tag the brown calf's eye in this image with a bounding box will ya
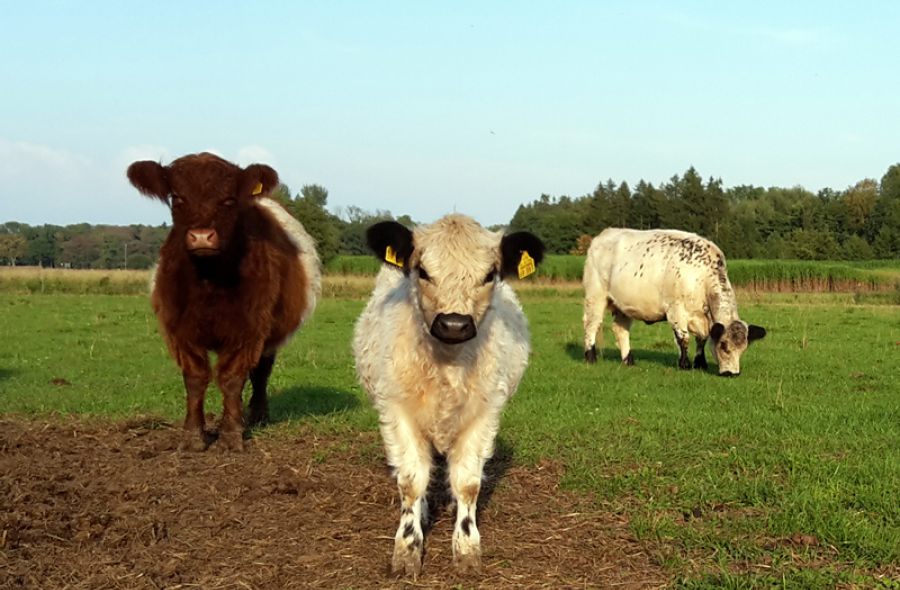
[223,198,236,207]
[171,195,184,207]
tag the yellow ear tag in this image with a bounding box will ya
[517,251,536,279]
[251,182,264,196]
[385,245,404,267]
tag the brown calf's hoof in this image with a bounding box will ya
[178,430,209,452]
[217,430,246,452]
[454,551,482,574]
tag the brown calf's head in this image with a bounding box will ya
[709,321,766,376]
[126,152,278,257]
[367,214,544,345]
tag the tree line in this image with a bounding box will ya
[2,164,899,268]
[508,164,900,259]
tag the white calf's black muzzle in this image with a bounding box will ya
[430,313,476,344]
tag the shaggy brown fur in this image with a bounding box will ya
[127,152,316,451]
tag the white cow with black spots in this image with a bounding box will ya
[353,214,544,575]
[582,228,766,376]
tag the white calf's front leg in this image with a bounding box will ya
[380,411,432,576]
[447,417,500,573]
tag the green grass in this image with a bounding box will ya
[0,292,898,587]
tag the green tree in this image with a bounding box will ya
[285,184,342,263]
[0,234,27,265]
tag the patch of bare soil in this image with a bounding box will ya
[0,417,668,589]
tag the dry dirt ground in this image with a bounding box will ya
[0,417,668,589]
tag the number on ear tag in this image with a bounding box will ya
[385,245,404,267]
[251,182,264,196]
[518,251,536,279]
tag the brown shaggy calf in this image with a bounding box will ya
[127,153,321,451]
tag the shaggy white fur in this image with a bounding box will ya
[353,214,533,575]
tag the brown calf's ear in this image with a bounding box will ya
[710,323,725,341]
[240,164,279,198]
[127,161,169,202]
[366,221,413,271]
[748,325,767,343]
[500,231,545,279]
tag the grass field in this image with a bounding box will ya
[1,288,898,588]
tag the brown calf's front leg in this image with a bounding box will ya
[177,348,212,452]
[216,374,247,451]
[215,347,261,451]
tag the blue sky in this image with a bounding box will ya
[2,1,898,226]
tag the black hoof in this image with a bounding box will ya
[584,346,597,364]
[623,352,635,366]
[693,356,708,370]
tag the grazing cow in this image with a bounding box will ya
[127,152,321,450]
[353,214,544,575]
[582,228,765,376]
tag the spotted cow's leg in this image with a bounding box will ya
[611,309,635,366]
[582,292,608,364]
[693,336,708,369]
[673,327,692,369]
[380,409,431,576]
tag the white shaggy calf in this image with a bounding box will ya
[583,228,766,376]
[353,214,544,575]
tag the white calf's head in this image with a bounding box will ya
[709,320,766,376]
[367,214,544,345]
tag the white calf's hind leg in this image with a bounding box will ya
[611,310,634,365]
[380,412,432,576]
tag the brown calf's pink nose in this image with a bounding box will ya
[186,228,219,251]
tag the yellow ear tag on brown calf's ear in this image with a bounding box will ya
[385,245,404,268]
[251,182,264,196]
[518,251,536,279]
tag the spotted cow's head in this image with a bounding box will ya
[127,152,278,257]
[367,214,544,345]
[709,321,766,376]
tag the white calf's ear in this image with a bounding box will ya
[500,232,545,279]
[366,221,414,270]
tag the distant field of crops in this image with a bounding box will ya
[2,257,899,297]
[327,255,900,292]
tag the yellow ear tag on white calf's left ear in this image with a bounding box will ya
[518,251,536,279]
[385,245,404,267]
[251,182,264,196]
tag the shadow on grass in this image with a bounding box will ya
[424,437,515,533]
[267,385,360,423]
[564,341,682,369]
[0,368,16,381]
